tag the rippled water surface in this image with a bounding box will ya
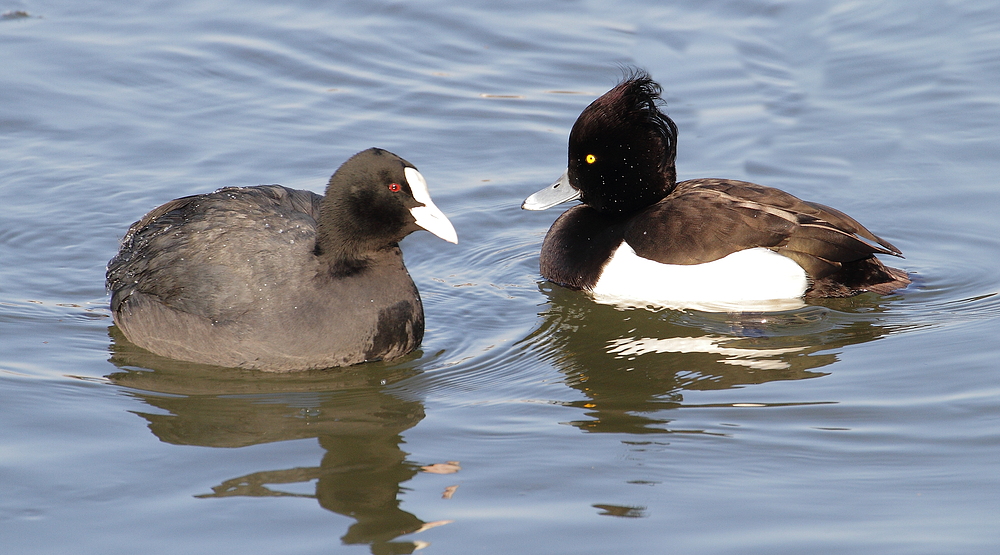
[3,1,1000,553]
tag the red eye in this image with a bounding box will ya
[388,182,401,192]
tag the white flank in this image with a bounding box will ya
[404,167,458,244]
[591,243,808,310]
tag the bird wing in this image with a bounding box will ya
[624,179,901,279]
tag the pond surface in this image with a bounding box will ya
[2,0,1000,553]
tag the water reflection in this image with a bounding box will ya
[527,284,902,434]
[107,327,431,555]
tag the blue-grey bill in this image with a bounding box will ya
[521,169,581,210]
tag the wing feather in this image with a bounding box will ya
[624,179,904,282]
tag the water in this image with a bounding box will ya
[3,0,1000,553]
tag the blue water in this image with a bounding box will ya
[3,0,1000,553]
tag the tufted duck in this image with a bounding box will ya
[523,70,909,309]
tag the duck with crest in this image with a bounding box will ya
[523,69,909,307]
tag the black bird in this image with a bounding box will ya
[523,70,909,308]
[108,148,457,371]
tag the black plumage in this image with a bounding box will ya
[531,70,910,299]
[107,148,456,371]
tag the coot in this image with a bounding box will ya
[108,148,457,371]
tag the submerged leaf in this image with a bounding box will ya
[421,461,461,474]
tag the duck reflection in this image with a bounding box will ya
[107,327,430,555]
[527,284,902,434]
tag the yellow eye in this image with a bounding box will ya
[585,154,596,164]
